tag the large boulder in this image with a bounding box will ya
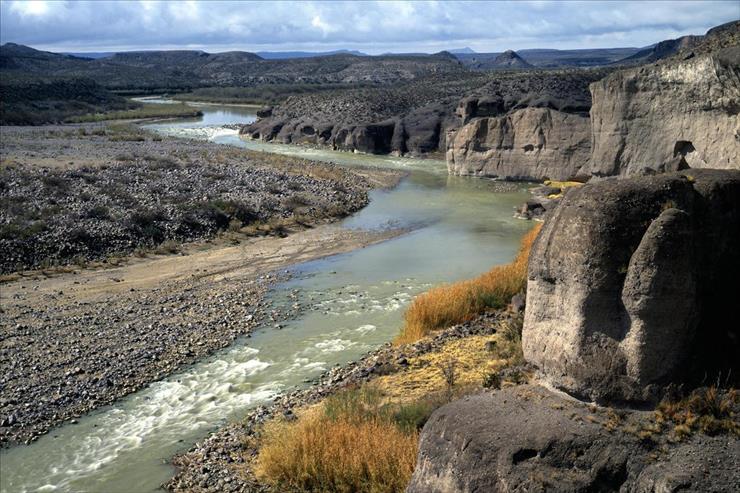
[586,47,740,176]
[446,107,590,181]
[408,385,740,493]
[523,169,740,403]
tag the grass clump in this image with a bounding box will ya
[396,224,540,344]
[255,386,425,493]
[655,386,739,439]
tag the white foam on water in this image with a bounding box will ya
[356,324,377,334]
[314,338,355,353]
[0,346,280,493]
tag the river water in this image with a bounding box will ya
[0,103,532,492]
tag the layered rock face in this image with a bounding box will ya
[444,69,608,180]
[408,385,740,493]
[587,47,740,176]
[446,107,590,180]
[523,169,740,403]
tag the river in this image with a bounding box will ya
[0,102,532,493]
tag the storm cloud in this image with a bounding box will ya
[1,0,738,54]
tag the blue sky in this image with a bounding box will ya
[1,0,738,54]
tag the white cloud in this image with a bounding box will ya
[10,0,49,17]
[1,1,737,54]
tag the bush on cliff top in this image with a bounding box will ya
[396,224,541,345]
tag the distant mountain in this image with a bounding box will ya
[490,50,533,69]
[256,49,367,59]
[517,47,640,67]
[0,43,465,91]
[448,47,476,54]
[65,52,115,59]
[454,47,642,69]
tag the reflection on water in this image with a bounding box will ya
[0,102,533,493]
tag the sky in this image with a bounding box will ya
[1,0,738,54]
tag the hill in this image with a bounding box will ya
[0,44,464,92]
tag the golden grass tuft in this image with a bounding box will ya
[396,224,541,345]
[255,389,420,493]
[655,386,739,439]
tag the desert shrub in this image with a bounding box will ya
[256,386,423,493]
[396,224,541,344]
[65,103,201,123]
[656,386,739,438]
[126,208,167,242]
[208,199,259,224]
[283,193,312,211]
[41,175,70,193]
[153,240,180,255]
[85,204,110,220]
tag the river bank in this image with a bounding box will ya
[0,222,403,447]
[0,123,398,273]
[166,308,526,492]
[0,121,405,447]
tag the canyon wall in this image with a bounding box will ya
[445,107,590,180]
[586,47,739,176]
[447,23,739,181]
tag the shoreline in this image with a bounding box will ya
[165,310,519,492]
[0,220,406,448]
[0,122,406,447]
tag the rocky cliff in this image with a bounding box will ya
[447,22,739,181]
[446,107,590,180]
[409,170,740,492]
[523,169,740,403]
[444,69,607,180]
[409,385,739,493]
[586,46,740,176]
[240,73,489,155]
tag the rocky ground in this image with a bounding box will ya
[0,222,400,447]
[164,309,524,492]
[0,123,390,273]
[0,123,403,446]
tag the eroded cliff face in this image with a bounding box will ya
[586,48,740,176]
[523,169,740,403]
[446,24,739,181]
[445,107,590,180]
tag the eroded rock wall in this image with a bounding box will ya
[587,48,740,176]
[445,107,590,180]
[522,169,740,403]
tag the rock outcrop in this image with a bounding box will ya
[448,22,739,181]
[444,69,609,180]
[446,107,590,180]
[488,50,534,69]
[408,385,740,493]
[587,46,740,177]
[523,169,740,403]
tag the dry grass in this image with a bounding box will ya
[255,387,421,493]
[543,180,584,199]
[655,386,739,439]
[396,224,541,345]
[375,321,528,403]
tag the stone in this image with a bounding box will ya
[523,169,740,403]
[408,385,740,493]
